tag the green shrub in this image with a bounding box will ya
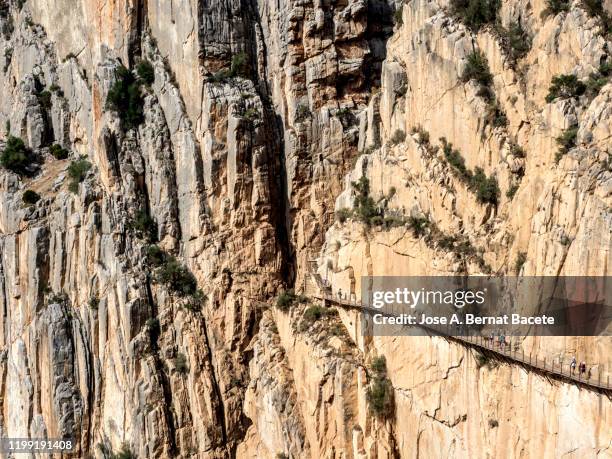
[351,176,380,225]
[155,257,197,296]
[22,189,40,204]
[411,125,430,144]
[336,207,352,223]
[303,305,328,322]
[488,419,499,428]
[497,21,531,62]
[89,296,100,310]
[394,5,403,26]
[370,215,384,226]
[49,143,69,160]
[113,443,136,459]
[67,158,91,193]
[243,108,259,124]
[450,0,501,30]
[555,126,578,162]
[485,100,508,128]
[106,65,144,130]
[145,245,166,266]
[461,51,493,87]
[276,289,306,311]
[510,143,526,158]
[515,252,527,273]
[506,183,519,199]
[585,62,612,98]
[208,68,231,83]
[383,215,405,229]
[230,52,249,78]
[366,355,394,418]
[174,352,189,374]
[546,74,586,102]
[441,140,499,205]
[442,140,470,180]
[471,167,499,205]
[542,0,570,18]
[581,0,612,34]
[136,60,155,85]
[371,356,387,374]
[408,216,429,237]
[1,136,33,174]
[388,129,406,146]
[130,209,157,242]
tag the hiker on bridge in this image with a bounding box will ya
[570,357,577,375]
[338,288,343,300]
[579,362,586,377]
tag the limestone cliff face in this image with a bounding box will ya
[0,0,610,458]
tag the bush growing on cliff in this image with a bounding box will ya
[230,52,249,78]
[581,0,612,35]
[129,209,157,242]
[155,257,197,296]
[145,245,166,266]
[366,355,394,418]
[411,125,430,144]
[461,51,493,87]
[276,289,307,311]
[585,62,612,98]
[67,158,91,193]
[441,140,499,205]
[484,99,508,128]
[136,60,155,85]
[335,207,352,223]
[506,183,519,199]
[106,65,145,130]
[408,216,429,237]
[542,0,570,18]
[515,252,527,273]
[351,176,380,225]
[22,189,40,204]
[100,442,136,459]
[554,126,578,162]
[388,129,406,146]
[450,0,500,30]
[471,167,499,205]
[496,21,531,62]
[89,296,100,310]
[1,136,33,174]
[49,143,69,160]
[546,74,586,102]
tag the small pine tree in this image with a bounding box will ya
[1,136,32,174]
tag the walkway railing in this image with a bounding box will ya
[305,263,611,393]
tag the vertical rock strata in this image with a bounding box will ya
[0,0,609,457]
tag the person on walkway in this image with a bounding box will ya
[338,288,342,300]
[489,332,494,346]
[570,357,577,375]
[580,362,586,377]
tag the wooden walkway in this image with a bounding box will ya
[304,262,612,393]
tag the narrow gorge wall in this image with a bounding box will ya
[0,0,610,457]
